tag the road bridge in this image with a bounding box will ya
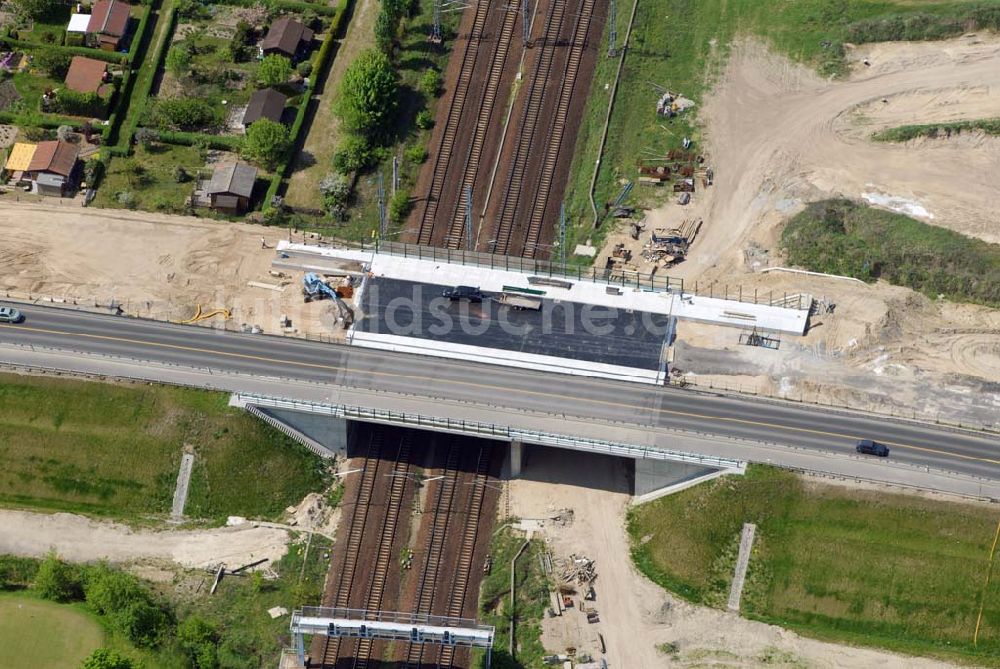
[1,304,999,499]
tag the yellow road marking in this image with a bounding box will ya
[3,322,999,466]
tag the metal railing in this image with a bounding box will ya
[234,393,746,471]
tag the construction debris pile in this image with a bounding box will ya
[641,219,702,268]
[557,554,597,587]
[655,89,696,118]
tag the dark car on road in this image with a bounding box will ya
[0,306,24,323]
[856,439,889,457]
[442,285,485,302]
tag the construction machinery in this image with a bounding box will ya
[302,273,354,327]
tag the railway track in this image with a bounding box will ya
[353,433,413,669]
[438,445,494,668]
[320,431,384,668]
[416,0,495,246]
[489,0,567,255]
[403,442,461,668]
[522,0,595,258]
[445,0,521,250]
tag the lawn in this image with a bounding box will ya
[781,199,1000,308]
[473,528,548,669]
[0,373,328,522]
[10,68,61,112]
[628,466,1000,664]
[562,0,1000,256]
[0,594,104,668]
[91,143,204,212]
[19,4,73,46]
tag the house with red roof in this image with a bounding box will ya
[86,0,132,51]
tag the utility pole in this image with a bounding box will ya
[392,155,399,196]
[465,185,473,251]
[377,172,387,239]
[522,0,530,45]
[558,202,567,265]
[607,0,617,57]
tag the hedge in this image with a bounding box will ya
[114,5,176,150]
[213,0,339,16]
[0,38,127,65]
[0,112,106,132]
[263,0,347,208]
[127,2,156,65]
[157,130,245,150]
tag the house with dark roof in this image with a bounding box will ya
[86,0,131,51]
[242,88,287,128]
[199,162,258,213]
[25,140,80,196]
[259,16,314,60]
[64,56,110,94]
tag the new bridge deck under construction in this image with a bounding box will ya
[357,277,673,371]
[312,422,503,668]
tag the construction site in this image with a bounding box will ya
[406,0,606,257]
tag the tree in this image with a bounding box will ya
[415,109,433,129]
[165,46,192,78]
[334,49,397,140]
[80,648,137,669]
[10,0,62,21]
[134,127,160,149]
[257,54,291,87]
[331,134,376,173]
[84,565,147,616]
[110,599,168,647]
[242,118,289,169]
[33,50,72,78]
[35,553,82,602]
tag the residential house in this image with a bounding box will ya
[242,88,287,128]
[201,162,258,213]
[259,16,314,60]
[25,140,81,196]
[64,56,110,94]
[86,0,131,51]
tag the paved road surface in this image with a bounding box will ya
[1,304,998,481]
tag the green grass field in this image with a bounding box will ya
[562,0,1000,256]
[629,466,1000,664]
[0,595,104,668]
[0,373,328,522]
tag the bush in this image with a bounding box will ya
[115,190,137,208]
[165,45,192,78]
[243,117,290,169]
[178,615,220,668]
[403,143,427,164]
[781,199,1000,307]
[419,68,442,97]
[174,165,190,183]
[334,49,397,140]
[296,60,312,78]
[51,89,105,117]
[32,50,72,78]
[23,126,51,141]
[415,109,433,129]
[258,54,292,87]
[389,188,411,223]
[319,171,350,219]
[332,134,377,173]
[81,648,137,669]
[148,98,221,131]
[34,553,82,602]
[134,127,159,148]
[84,565,169,647]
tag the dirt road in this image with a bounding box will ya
[0,509,289,569]
[511,447,963,669]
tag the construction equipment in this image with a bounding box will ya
[302,273,354,327]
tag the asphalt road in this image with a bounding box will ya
[1,304,999,479]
